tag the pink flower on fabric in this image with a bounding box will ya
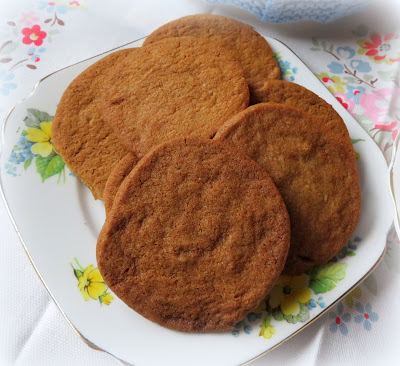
[357,33,400,64]
[359,87,400,141]
[375,122,399,140]
[18,11,40,27]
[22,25,47,46]
[359,88,392,124]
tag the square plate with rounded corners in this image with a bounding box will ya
[0,35,394,366]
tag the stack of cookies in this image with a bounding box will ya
[52,15,361,332]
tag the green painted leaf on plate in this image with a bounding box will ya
[27,108,53,123]
[36,155,65,182]
[24,159,32,170]
[309,263,347,294]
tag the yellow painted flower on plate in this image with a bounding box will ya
[259,323,276,339]
[101,293,114,305]
[269,274,313,315]
[78,265,107,301]
[26,121,53,157]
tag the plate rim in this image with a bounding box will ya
[0,35,394,366]
[388,132,400,238]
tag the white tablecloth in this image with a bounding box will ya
[1,0,400,365]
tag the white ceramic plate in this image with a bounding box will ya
[0,36,394,366]
[389,133,400,237]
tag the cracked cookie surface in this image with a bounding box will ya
[97,137,290,331]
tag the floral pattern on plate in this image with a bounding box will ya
[5,108,67,182]
[71,258,113,305]
[233,237,362,339]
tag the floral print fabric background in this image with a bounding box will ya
[0,1,400,365]
[311,25,400,162]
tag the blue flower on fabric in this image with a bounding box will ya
[38,1,68,13]
[354,303,378,330]
[48,3,68,14]
[329,302,351,335]
[350,59,372,73]
[346,85,366,104]
[327,61,344,74]
[337,46,356,59]
[27,47,46,62]
[0,71,17,96]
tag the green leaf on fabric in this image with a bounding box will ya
[351,138,365,144]
[377,70,396,81]
[311,37,319,47]
[364,74,375,81]
[0,41,18,55]
[344,76,358,83]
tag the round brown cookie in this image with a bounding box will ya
[249,79,352,145]
[52,49,135,199]
[99,36,249,158]
[143,14,280,93]
[97,137,290,332]
[214,103,361,275]
[103,153,138,214]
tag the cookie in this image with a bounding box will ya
[143,14,280,93]
[97,137,290,332]
[52,49,134,199]
[249,79,352,144]
[214,103,361,274]
[103,153,138,213]
[99,36,249,158]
